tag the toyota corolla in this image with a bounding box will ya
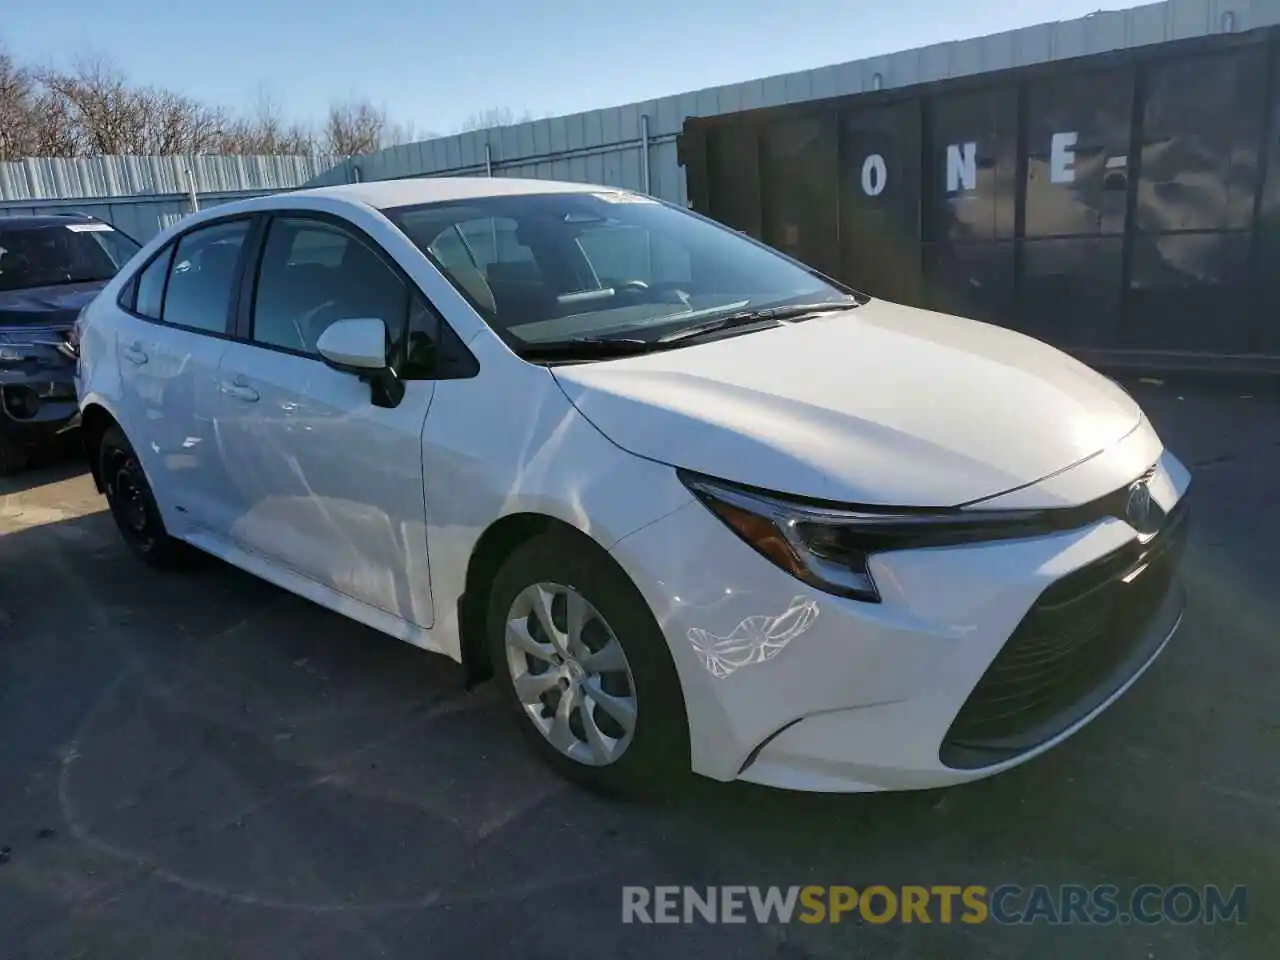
[74,177,1190,794]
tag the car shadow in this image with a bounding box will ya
[0,444,87,497]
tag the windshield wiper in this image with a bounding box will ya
[58,274,112,285]
[5,274,109,289]
[656,300,859,344]
[516,299,861,359]
[517,336,658,360]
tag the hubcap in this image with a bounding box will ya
[504,582,638,767]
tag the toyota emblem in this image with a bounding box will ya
[1125,480,1160,535]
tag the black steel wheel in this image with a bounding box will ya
[99,425,192,569]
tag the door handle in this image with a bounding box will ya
[123,343,148,365]
[218,379,260,402]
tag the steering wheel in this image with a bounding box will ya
[614,279,650,295]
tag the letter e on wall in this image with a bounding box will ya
[1050,131,1078,183]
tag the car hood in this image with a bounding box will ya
[0,280,107,328]
[551,299,1143,507]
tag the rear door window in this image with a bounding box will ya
[160,220,251,333]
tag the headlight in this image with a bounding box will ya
[0,344,36,364]
[679,471,1057,603]
[65,308,86,358]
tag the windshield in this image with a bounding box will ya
[387,190,857,355]
[0,222,141,292]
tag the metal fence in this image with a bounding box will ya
[0,154,336,202]
[0,189,287,243]
[0,154,338,242]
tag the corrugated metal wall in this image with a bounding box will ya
[0,154,335,202]
[0,190,290,243]
[0,154,338,243]
[307,0,1280,202]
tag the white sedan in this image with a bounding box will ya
[74,177,1191,794]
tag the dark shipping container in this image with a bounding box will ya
[677,26,1280,373]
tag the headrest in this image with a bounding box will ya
[445,263,497,317]
[198,242,240,276]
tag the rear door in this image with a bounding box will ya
[114,217,253,533]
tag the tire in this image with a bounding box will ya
[485,530,690,798]
[98,424,194,569]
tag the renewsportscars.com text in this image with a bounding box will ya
[621,884,1248,926]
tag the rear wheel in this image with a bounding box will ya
[485,531,689,797]
[99,425,192,569]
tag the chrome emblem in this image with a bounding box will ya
[1125,479,1160,535]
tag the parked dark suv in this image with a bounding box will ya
[0,213,141,474]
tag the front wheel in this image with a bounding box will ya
[99,425,193,569]
[485,531,690,797]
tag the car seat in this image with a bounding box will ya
[485,260,553,330]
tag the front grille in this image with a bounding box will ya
[940,494,1189,770]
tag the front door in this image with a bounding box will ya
[211,215,437,626]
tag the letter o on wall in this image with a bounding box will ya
[861,154,887,197]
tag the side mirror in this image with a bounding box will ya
[315,317,405,409]
[317,317,387,370]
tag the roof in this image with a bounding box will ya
[289,176,605,210]
[0,212,99,229]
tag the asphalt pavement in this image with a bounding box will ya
[1,376,1277,959]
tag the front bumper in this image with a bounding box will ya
[608,447,1192,792]
[0,363,78,438]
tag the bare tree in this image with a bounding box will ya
[30,81,82,158]
[144,88,227,154]
[0,41,442,161]
[36,57,143,155]
[457,106,535,133]
[323,98,388,156]
[34,55,226,156]
[218,85,315,155]
[0,47,38,160]
[384,118,429,148]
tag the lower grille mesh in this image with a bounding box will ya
[941,496,1189,768]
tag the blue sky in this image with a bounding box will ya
[5,0,1132,132]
